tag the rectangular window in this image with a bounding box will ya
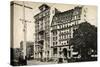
[56,42,57,45]
[56,37,57,40]
[62,43,63,45]
[53,48,57,54]
[68,51,71,57]
[53,42,55,46]
[64,35,66,39]
[64,43,66,45]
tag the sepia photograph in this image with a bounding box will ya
[10,1,97,66]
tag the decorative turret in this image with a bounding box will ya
[39,4,50,11]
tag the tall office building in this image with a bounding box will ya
[34,4,58,61]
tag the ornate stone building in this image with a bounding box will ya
[51,6,87,61]
[34,4,87,61]
[34,4,55,61]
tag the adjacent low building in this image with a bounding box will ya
[20,41,34,60]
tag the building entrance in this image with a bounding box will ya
[63,48,67,58]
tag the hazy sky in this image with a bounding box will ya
[13,1,97,48]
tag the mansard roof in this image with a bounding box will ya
[55,9,74,16]
[54,6,82,16]
[51,6,82,26]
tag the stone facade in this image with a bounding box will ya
[34,4,87,61]
[51,6,83,61]
[34,4,51,61]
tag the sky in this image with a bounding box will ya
[13,1,97,48]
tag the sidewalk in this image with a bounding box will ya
[27,60,57,65]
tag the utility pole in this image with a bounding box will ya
[20,1,31,64]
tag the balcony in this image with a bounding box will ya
[37,44,44,52]
[38,27,45,34]
[38,35,44,43]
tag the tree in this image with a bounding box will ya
[70,22,97,61]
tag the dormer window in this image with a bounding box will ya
[43,6,46,11]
